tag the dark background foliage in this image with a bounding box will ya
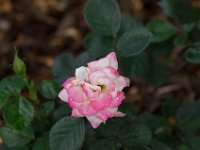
[0,0,200,150]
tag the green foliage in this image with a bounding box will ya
[118,16,142,36]
[117,27,151,57]
[176,101,200,132]
[0,127,34,147]
[151,139,173,150]
[49,117,85,150]
[0,90,9,109]
[84,0,121,36]
[3,97,34,130]
[120,124,152,147]
[146,62,167,87]
[39,80,59,100]
[52,52,74,82]
[84,33,114,58]
[131,52,150,77]
[162,97,180,117]
[52,103,71,121]
[147,20,176,43]
[184,42,200,63]
[173,34,188,46]
[159,0,200,23]
[32,136,50,150]
[0,75,25,94]
[89,139,117,150]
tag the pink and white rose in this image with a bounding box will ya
[58,52,130,128]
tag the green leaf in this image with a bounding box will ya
[53,104,71,121]
[185,134,200,150]
[131,52,150,77]
[182,22,197,33]
[159,0,200,23]
[49,117,85,150]
[146,62,167,87]
[118,56,134,76]
[0,127,34,147]
[147,20,176,43]
[39,80,59,100]
[151,139,173,150]
[178,145,190,150]
[32,136,50,150]
[3,97,35,130]
[173,34,188,46]
[75,52,94,68]
[2,145,28,150]
[0,90,9,109]
[32,116,51,134]
[136,112,171,132]
[120,124,152,147]
[119,102,136,119]
[162,97,180,117]
[96,118,123,137]
[147,40,174,58]
[129,146,152,150]
[52,52,74,83]
[40,101,55,115]
[84,0,121,36]
[118,16,143,37]
[117,27,151,57]
[89,139,117,150]
[176,101,200,132]
[184,42,200,63]
[84,33,114,58]
[0,75,25,94]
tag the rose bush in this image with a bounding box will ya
[59,52,129,128]
[1,0,200,150]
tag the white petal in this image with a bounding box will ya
[86,115,103,128]
[75,66,89,80]
[106,52,118,70]
[115,111,126,117]
[87,58,110,71]
[115,76,130,91]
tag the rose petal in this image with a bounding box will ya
[58,89,68,102]
[103,67,119,80]
[67,85,86,103]
[78,103,96,116]
[101,108,117,118]
[89,71,115,91]
[116,76,130,91]
[75,66,89,80]
[87,57,110,71]
[71,109,84,117]
[91,93,112,111]
[96,112,108,121]
[86,115,103,128]
[62,77,74,88]
[82,82,101,99]
[68,98,81,108]
[106,52,118,70]
[110,91,125,107]
[115,111,126,117]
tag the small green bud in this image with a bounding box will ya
[13,50,27,78]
